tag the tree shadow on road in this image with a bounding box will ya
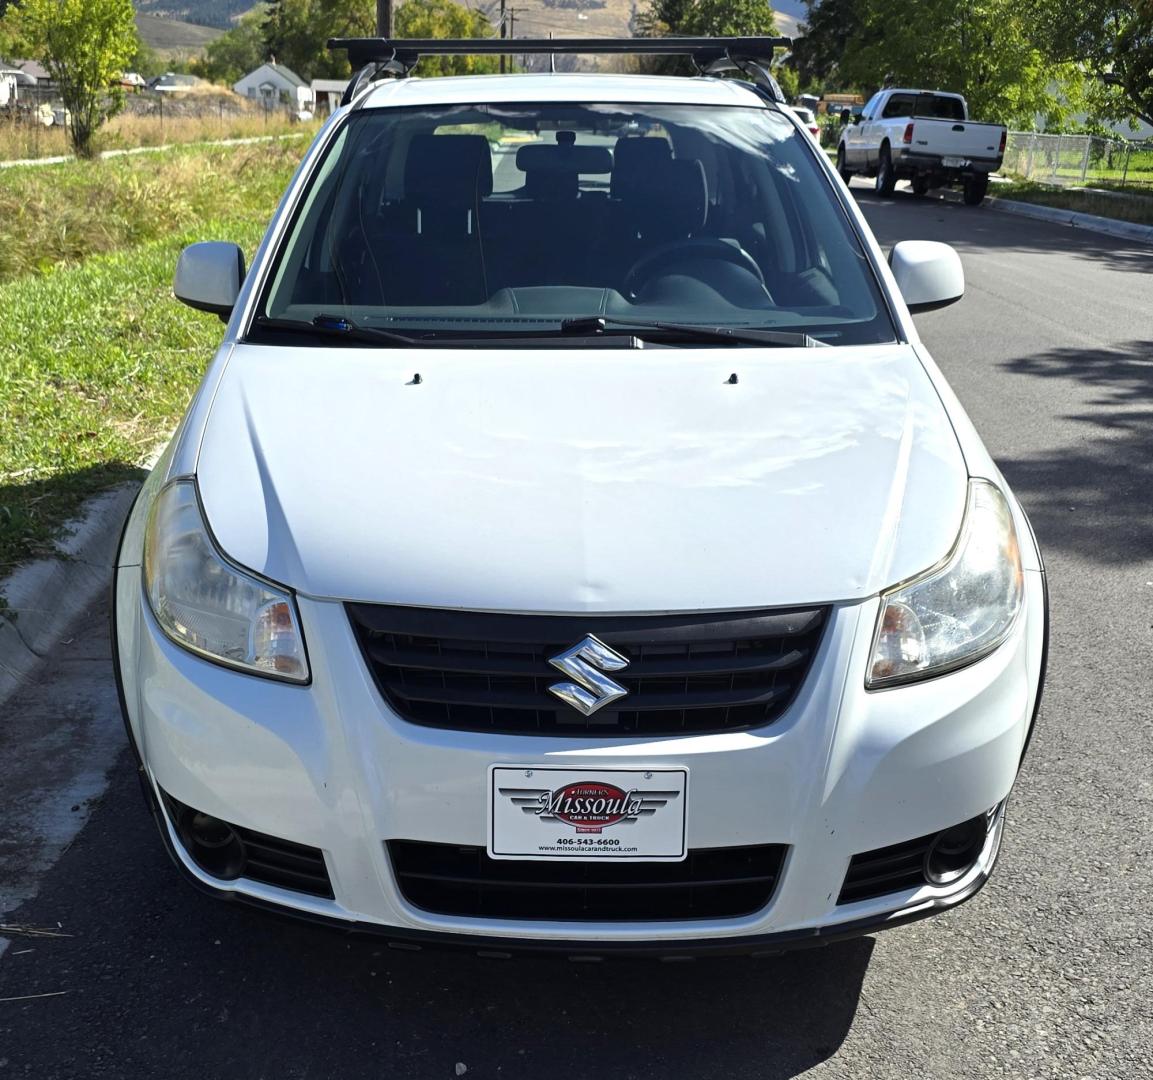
[0,760,873,1080]
[994,339,1153,567]
[853,187,1153,276]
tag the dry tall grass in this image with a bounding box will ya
[0,98,313,162]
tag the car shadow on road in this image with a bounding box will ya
[0,757,873,1080]
[994,338,1153,567]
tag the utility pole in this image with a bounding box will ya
[499,0,506,74]
[376,0,392,37]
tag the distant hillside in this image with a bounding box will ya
[131,0,802,68]
[135,0,804,41]
[135,11,224,53]
[135,2,254,30]
[478,0,800,71]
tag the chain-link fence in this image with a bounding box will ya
[1,86,302,162]
[1003,131,1153,191]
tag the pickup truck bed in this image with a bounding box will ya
[838,89,1006,205]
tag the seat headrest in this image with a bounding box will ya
[611,137,672,199]
[636,159,708,239]
[404,134,494,202]
[515,143,613,175]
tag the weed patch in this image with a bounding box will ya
[0,139,301,283]
[994,181,1153,227]
[1,138,304,573]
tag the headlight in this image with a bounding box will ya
[143,481,309,683]
[867,480,1023,688]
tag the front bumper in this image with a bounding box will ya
[114,568,1046,953]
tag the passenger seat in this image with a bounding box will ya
[384,133,494,305]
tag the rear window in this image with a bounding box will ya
[259,102,895,345]
[883,94,965,121]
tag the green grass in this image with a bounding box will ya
[1001,142,1153,191]
[993,180,1153,227]
[0,139,304,283]
[0,140,304,577]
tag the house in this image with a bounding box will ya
[0,63,38,107]
[0,67,19,108]
[14,59,52,88]
[148,72,201,93]
[311,78,348,116]
[234,62,314,112]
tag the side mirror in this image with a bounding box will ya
[174,242,245,321]
[889,240,964,313]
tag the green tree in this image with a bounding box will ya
[774,61,799,101]
[264,0,380,81]
[263,0,373,80]
[791,0,862,90]
[395,0,499,76]
[263,0,498,80]
[684,0,776,36]
[636,0,699,38]
[195,6,268,84]
[129,37,165,79]
[13,0,139,156]
[0,18,13,59]
[637,0,778,73]
[1026,0,1153,125]
[826,0,1081,129]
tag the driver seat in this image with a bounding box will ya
[615,156,772,307]
[634,158,708,242]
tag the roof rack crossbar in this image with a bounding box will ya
[329,36,791,103]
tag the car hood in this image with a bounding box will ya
[195,343,967,611]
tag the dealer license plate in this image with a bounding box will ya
[488,765,688,861]
[942,156,968,168]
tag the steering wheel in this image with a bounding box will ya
[622,238,766,300]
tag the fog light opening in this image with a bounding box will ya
[175,807,245,880]
[924,814,989,886]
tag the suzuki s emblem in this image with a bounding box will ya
[547,635,629,716]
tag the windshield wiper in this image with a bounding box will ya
[560,316,822,347]
[252,314,426,348]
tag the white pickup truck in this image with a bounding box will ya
[836,88,1006,205]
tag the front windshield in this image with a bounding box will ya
[259,101,895,344]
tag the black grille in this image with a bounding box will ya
[347,604,829,737]
[236,828,333,899]
[838,834,934,905]
[388,841,788,920]
[162,791,333,899]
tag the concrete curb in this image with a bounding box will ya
[0,482,140,707]
[985,195,1153,245]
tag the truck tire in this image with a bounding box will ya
[911,175,930,197]
[875,145,896,198]
[963,174,989,206]
[836,146,853,185]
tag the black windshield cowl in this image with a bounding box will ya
[251,315,427,348]
[561,316,823,348]
[249,315,645,349]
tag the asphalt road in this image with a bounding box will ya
[2,189,1151,1079]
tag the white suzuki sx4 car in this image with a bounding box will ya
[113,37,1048,957]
